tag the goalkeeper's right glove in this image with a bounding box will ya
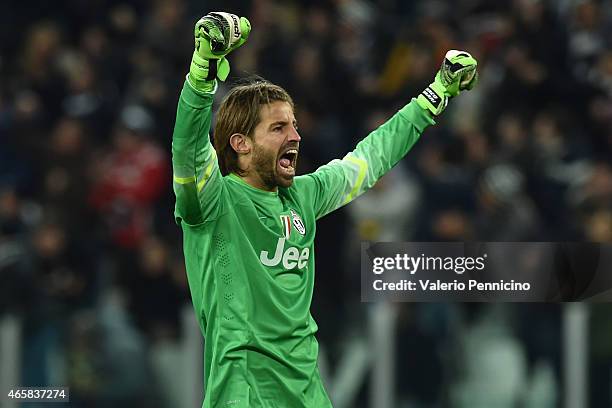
[189,12,251,92]
[416,50,478,116]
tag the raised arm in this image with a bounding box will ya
[172,13,250,224]
[296,50,478,220]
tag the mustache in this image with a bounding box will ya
[279,142,299,152]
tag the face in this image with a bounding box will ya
[249,101,301,189]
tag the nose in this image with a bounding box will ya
[288,127,301,143]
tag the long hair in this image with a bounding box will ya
[213,78,294,176]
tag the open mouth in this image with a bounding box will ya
[278,148,298,176]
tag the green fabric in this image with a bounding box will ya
[172,80,433,407]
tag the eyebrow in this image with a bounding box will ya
[268,120,298,129]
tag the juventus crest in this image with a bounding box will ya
[280,209,306,239]
[290,209,306,236]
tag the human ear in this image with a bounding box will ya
[229,133,251,155]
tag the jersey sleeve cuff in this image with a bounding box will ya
[181,76,216,109]
[398,99,437,132]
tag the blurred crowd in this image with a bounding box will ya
[1,0,611,407]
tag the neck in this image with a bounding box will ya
[234,172,278,192]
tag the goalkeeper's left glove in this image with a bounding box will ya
[416,50,478,116]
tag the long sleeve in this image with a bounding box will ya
[172,79,223,225]
[295,99,435,220]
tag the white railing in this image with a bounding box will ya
[0,303,592,408]
[563,303,589,408]
[0,314,20,408]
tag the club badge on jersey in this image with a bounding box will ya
[290,209,306,236]
[280,210,306,239]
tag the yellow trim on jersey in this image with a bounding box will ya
[174,175,196,184]
[343,155,368,204]
[197,150,217,192]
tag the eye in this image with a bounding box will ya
[273,126,283,132]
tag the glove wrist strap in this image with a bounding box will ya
[189,52,217,92]
[416,81,448,116]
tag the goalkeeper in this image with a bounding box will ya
[172,11,477,408]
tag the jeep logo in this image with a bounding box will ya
[259,238,310,269]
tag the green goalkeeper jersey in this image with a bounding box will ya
[172,80,434,407]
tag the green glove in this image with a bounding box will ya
[416,50,478,116]
[189,12,251,92]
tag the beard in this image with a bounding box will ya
[251,142,295,189]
